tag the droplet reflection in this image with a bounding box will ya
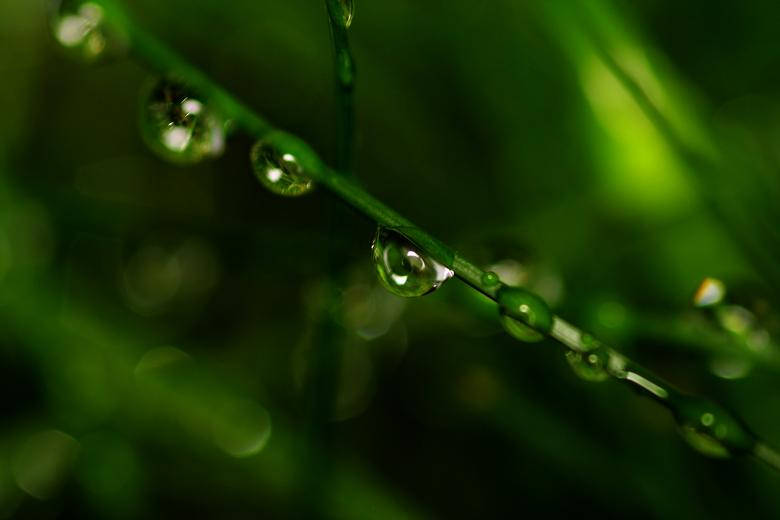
[250,141,314,197]
[140,78,225,164]
[371,227,453,298]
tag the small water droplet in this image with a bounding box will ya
[329,0,354,29]
[140,78,226,164]
[565,349,610,382]
[674,396,755,458]
[250,141,314,197]
[481,271,500,287]
[371,227,454,298]
[693,277,726,307]
[497,286,553,343]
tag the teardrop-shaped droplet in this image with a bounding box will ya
[51,1,108,61]
[371,227,454,298]
[565,348,610,382]
[673,396,756,458]
[140,78,226,164]
[250,141,314,197]
[329,0,354,29]
[497,286,553,343]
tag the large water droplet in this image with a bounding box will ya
[140,78,226,164]
[250,141,314,197]
[329,0,355,29]
[674,396,755,458]
[51,1,108,61]
[497,286,553,343]
[371,227,453,298]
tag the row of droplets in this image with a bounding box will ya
[52,0,766,465]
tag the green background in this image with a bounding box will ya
[1,0,780,517]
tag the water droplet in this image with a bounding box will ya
[674,396,755,458]
[481,271,500,287]
[693,277,726,307]
[565,349,610,382]
[140,78,226,164]
[51,1,108,61]
[250,141,315,197]
[371,227,454,298]
[329,0,354,29]
[497,286,553,343]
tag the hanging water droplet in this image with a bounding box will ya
[497,286,553,343]
[329,0,355,29]
[250,141,314,197]
[371,227,453,298]
[674,396,755,458]
[140,78,226,164]
[565,348,610,382]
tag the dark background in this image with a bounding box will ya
[1,0,780,518]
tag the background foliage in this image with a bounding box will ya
[1,0,780,518]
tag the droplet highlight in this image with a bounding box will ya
[250,141,315,197]
[140,78,226,164]
[371,227,454,298]
[497,286,553,343]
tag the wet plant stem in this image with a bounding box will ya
[324,0,356,173]
[94,0,780,470]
